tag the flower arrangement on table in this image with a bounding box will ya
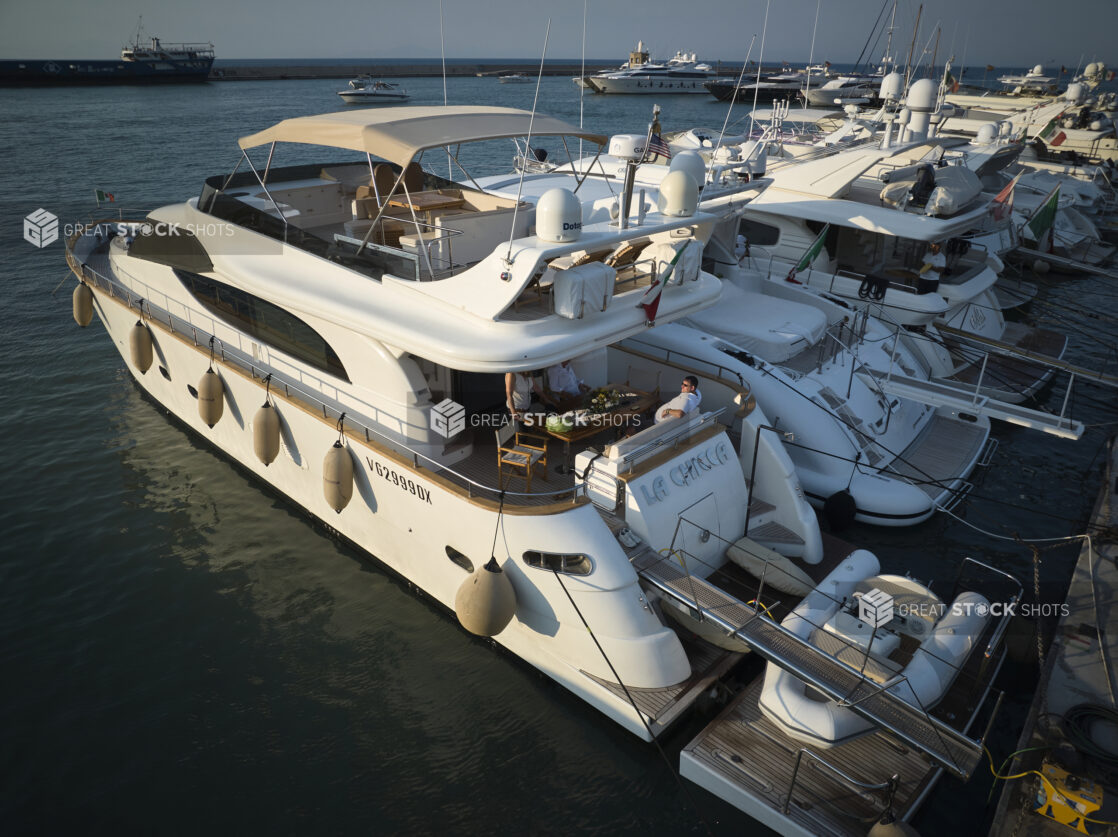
[586,388,622,414]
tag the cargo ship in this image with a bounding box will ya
[0,34,214,86]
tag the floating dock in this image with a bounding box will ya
[988,436,1118,835]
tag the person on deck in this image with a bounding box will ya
[547,360,590,410]
[655,376,702,423]
[505,371,554,421]
[917,241,946,294]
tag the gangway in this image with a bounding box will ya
[632,545,995,779]
[936,323,1118,390]
[858,371,1084,439]
[1014,246,1118,279]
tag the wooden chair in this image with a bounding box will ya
[496,422,549,491]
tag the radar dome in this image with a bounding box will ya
[1065,83,1084,104]
[536,188,582,243]
[1085,62,1101,76]
[608,133,647,161]
[906,78,937,112]
[1032,64,1044,76]
[657,170,699,217]
[975,124,997,145]
[879,72,904,102]
[669,151,707,190]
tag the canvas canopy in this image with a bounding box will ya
[238,106,607,169]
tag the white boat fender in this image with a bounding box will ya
[129,320,153,374]
[869,812,921,837]
[72,283,93,327]
[322,440,354,513]
[454,556,517,636]
[823,489,857,530]
[253,401,281,466]
[197,367,224,428]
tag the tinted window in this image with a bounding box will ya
[738,217,781,246]
[174,269,349,381]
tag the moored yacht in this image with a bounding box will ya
[66,106,829,741]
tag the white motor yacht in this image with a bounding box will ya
[66,105,832,741]
[581,42,716,95]
[337,77,410,104]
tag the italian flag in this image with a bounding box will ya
[1026,185,1060,251]
[786,224,830,282]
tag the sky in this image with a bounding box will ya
[0,0,1113,68]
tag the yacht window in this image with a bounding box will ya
[737,218,780,246]
[174,269,349,382]
[446,546,474,573]
[522,551,593,576]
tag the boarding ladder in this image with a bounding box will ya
[632,545,992,779]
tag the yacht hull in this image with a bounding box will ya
[71,252,694,741]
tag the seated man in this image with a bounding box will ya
[655,375,702,423]
[547,360,589,410]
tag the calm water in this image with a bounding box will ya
[0,75,1114,835]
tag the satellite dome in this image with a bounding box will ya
[657,170,699,217]
[536,188,582,243]
[669,151,707,190]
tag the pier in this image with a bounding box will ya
[208,62,616,81]
[988,436,1118,834]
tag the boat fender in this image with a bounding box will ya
[73,283,93,327]
[1033,259,1051,275]
[322,440,354,513]
[253,402,281,466]
[197,368,225,427]
[823,490,857,530]
[454,556,517,636]
[129,320,154,374]
[868,813,920,837]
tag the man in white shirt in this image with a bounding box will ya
[547,360,589,409]
[918,241,946,293]
[655,376,702,423]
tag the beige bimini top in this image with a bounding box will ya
[238,106,607,169]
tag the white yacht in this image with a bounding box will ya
[66,105,830,741]
[581,42,716,95]
[337,77,409,104]
[476,137,1008,526]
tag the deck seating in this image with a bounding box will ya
[496,422,549,491]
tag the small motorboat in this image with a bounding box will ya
[498,72,532,84]
[337,77,409,104]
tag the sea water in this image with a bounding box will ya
[0,74,1113,834]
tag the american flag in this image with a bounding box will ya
[647,132,671,160]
